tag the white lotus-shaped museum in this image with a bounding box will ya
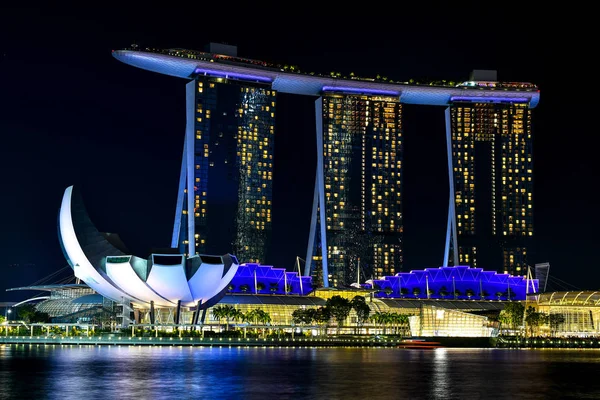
[57,185,238,308]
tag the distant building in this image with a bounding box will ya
[204,42,238,57]
[469,69,498,81]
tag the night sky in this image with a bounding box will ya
[0,5,591,300]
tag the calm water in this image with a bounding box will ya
[1,345,599,399]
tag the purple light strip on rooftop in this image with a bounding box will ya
[194,68,272,83]
[322,86,400,96]
[451,96,530,103]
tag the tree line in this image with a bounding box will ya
[498,302,566,337]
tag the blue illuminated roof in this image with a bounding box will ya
[366,265,539,301]
[112,49,540,108]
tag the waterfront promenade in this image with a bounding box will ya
[0,335,399,347]
[3,334,600,349]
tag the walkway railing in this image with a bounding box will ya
[0,335,400,347]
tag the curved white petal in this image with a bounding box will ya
[206,263,239,304]
[147,261,193,303]
[106,260,174,307]
[59,186,133,304]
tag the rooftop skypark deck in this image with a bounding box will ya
[112,47,540,108]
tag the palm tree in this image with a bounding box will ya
[549,313,565,337]
[400,288,409,298]
[525,306,547,337]
[256,282,265,293]
[269,283,279,294]
[504,288,516,301]
[372,284,382,296]
[230,308,244,327]
[370,312,386,334]
[479,290,489,300]
[495,291,504,301]
[465,288,475,299]
[255,309,271,325]
[313,307,331,336]
[351,296,371,334]
[412,287,421,298]
[240,284,250,293]
[212,305,236,331]
[243,308,272,336]
[396,313,410,336]
[388,312,409,335]
[243,309,259,335]
[17,304,37,323]
[439,286,449,298]
[384,287,393,297]
[326,295,352,334]
[292,308,314,337]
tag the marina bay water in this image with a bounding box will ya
[1,345,598,399]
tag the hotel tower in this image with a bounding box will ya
[443,71,534,276]
[169,44,276,264]
[305,93,403,287]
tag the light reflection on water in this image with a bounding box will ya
[1,345,600,399]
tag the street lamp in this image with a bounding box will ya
[6,308,11,321]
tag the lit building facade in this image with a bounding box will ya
[305,93,403,287]
[409,305,497,337]
[443,75,535,276]
[171,62,276,264]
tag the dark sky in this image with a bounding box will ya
[0,5,592,300]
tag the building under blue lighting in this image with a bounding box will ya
[367,265,538,301]
[228,263,312,296]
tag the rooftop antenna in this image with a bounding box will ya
[534,262,550,292]
[296,256,304,295]
[254,268,258,295]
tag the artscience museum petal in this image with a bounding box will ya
[57,185,238,309]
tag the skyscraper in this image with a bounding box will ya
[444,71,535,275]
[169,46,276,264]
[305,92,403,287]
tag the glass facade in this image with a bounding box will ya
[409,305,496,337]
[176,77,276,264]
[312,93,403,287]
[531,292,600,336]
[449,102,533,275]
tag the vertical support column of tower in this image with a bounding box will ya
[185,80,197,256]
[304,173,319,277]
[315,97,329,287]
[443,107,459,267]
[171,140,188,249]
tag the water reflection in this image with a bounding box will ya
[1,345,600,399]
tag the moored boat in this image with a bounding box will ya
[398,339,443,349]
